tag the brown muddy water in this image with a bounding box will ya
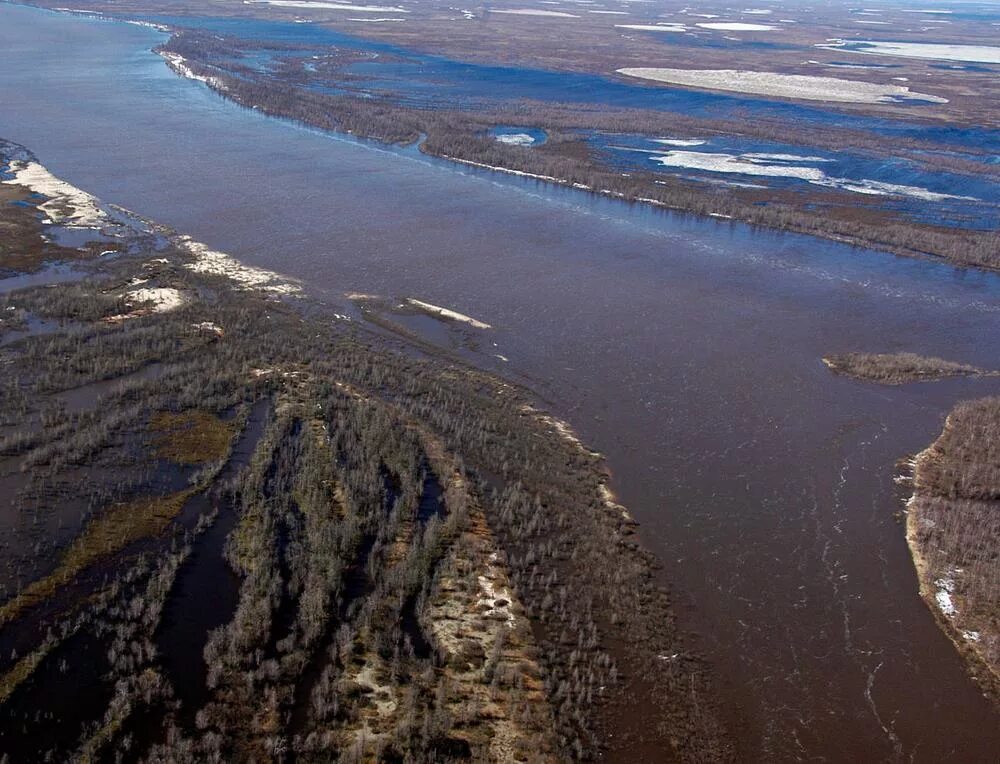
[1,4,1000,760]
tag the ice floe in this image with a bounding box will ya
[654,138,707,146]
[616,67,948,104]
[627,147,977,202]
[818,39,1000,64]
[405,298,491,328]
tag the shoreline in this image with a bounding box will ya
[0,139,734,760]
[905,413,1000,704]
[32,3,997,275]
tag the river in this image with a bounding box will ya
[1,3,999,760]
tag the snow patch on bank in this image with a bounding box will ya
[159,51,227,89]
[934,576,957,617]
[2,160,105,227]
[180,237,300,294]
[616,67,948,104]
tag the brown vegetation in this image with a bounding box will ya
[823,351,990,384]
[907,398,1000,701]
[0,141,732,760]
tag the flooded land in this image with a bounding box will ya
[1,2,999,762]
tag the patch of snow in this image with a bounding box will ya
[812,177,976,201]
[244,0,408,12]
[616,67,948,104]
[126,287,186,312]
[180,236,300,294]
[159,51,226,89]
[615,23,687,31]
[632,148,974,201]
[406,298,491,329]
[2,160,105,227]
[696,21,775,30]
[934,577,957,617]
[495,132,536,146]
[490,8,580,16]
[654,138,707,146]
[192,321,224,335]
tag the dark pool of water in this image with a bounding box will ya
[1,5,999,760]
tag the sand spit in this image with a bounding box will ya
[180,236,300,294]
[405,298,491,329]
[2,160,105,227]
[617,67,948,104]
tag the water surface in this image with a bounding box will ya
[2,4,1000,760]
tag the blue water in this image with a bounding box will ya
[134,13,1000,153]
[592,132,1000,229]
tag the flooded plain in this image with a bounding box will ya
[2,3,1000,760]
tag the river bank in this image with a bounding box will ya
[0,139,732,760]
[906,401,1000,704]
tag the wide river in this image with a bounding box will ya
[2,4,999,760]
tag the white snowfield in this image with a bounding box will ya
[405,298,492,329]
[696,21,775,30]
[818,39,1000,64]
[2,160,105,227]
[244,0,409,12]
[490,8,579,16]
[616,67,948,104]
[615,23,687,31]
[495,132,537,146]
